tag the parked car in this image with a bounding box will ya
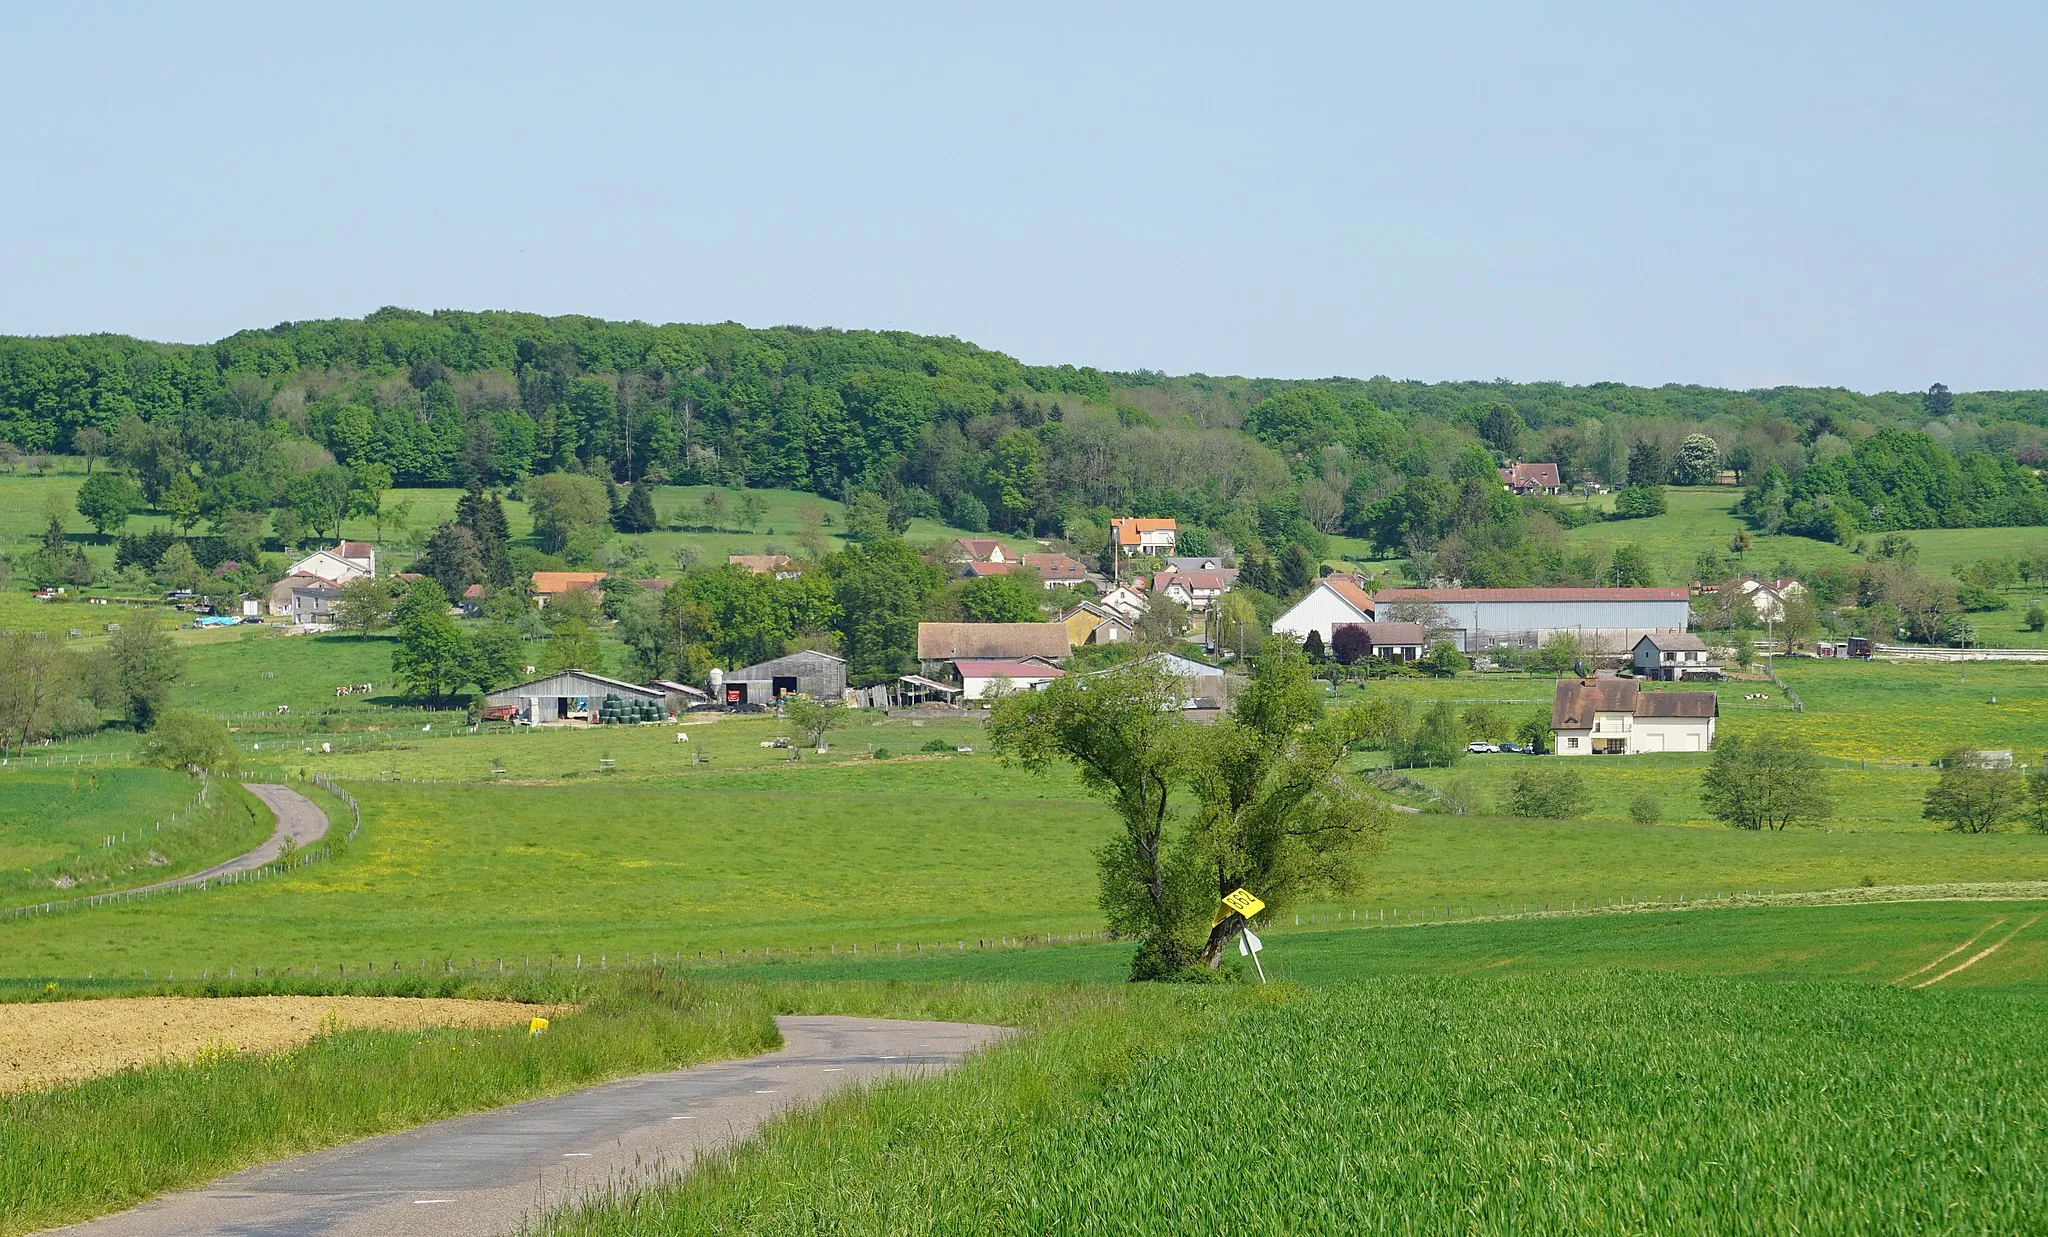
[1498,742,1522,754]
[1465,742,1498,754]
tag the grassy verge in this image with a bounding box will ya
[534,972,2048,1235]
[0,970,776,1236]
[535,979,1253,1236]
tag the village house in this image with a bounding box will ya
[1498,462,1563,495]
[1096,584,1150,623]
[963,560,1020,578]
[1062,600,1133,646]
[728,554,802,579]
[1733,577,1807,622]
[1333,621,1427,662]
[1021,552,1088,588]
[1631,632,1721,681]
[1551,677,1718,755]
[530,571,607,607]
[1109,517,1177,558]
[286,541,376,586]
[951,538,1011,563]
[1270,574,1377,644]
[1153,567,1227,612]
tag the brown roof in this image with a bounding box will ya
[1635,690,1719,718]
[954,538,1007,561]
[1552,678,1639,729]
[1499,463,1561,489]
[966,561,1019,576]
[1552,678,1718,727]
[1342,621,1426,645]
[1157,570,1227,592]
[1377,587,1690,603]
[531,571,606,595]
[1022,553,1087,580]
[1323,577,1376,615]
[917,622,1070,661]
[463,584,486,599]
[338,541,375,559]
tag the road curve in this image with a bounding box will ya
[124,783,330,896]
[53,1015,1009,1237]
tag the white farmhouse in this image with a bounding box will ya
[1270,576,1376,644]
[955,659,1065,701]
[1551,677,1717,756]
[286,541,376,586]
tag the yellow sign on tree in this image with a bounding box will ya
[1221,887,1265,919]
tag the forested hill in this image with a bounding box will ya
[5,308,2048,548]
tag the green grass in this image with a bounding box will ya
[0,969,778,1236]
[528,899,2048,1234]
[0,772,270,908]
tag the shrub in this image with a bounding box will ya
[921,739,951,753]
[1628,794,1662,825]
[1504,766,1589,819]
[139,711,235,775]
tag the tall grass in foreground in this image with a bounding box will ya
[0,971,777,1237]
[536,973,2048,1235]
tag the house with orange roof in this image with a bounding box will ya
[529,571,607,607]
[1109,517,1177,558]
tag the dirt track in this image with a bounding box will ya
[0,996,572,1092]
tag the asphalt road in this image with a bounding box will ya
[56,1015,1009,1237]
[127,783,330,896]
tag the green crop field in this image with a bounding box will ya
[0,771,269,908]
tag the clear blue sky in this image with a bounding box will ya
[5,2,2043,393]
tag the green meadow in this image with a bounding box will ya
[0,771,269,908]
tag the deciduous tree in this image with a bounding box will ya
[1700,732,1832,830]
[1924,748,2024,833]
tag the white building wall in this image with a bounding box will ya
[1271,586,1371,642]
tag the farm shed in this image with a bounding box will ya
[717,649,847,705]
[1373,587,1692,654]
[486,670,665,725]
[955,659,1065,701]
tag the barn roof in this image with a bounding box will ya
[1378,587,1690,604]
[1635,690,1719,718]
[531,571,606,594]
[917,622,1070,661]
[492,669,663,699]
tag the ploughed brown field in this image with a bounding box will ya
[0,996,574,1092]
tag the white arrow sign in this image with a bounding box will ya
[1238,927,1267,983]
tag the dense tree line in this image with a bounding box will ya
[9,314,2048,544]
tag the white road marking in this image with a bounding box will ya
[821,1067,844,1072]
[670,1115,700,1120]
[414,1200,454,1205]
[562,1152,593,1157]
[753,1089,777,1094]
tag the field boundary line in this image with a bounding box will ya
[1912,916,2039,989]
[1892,918,2006,985]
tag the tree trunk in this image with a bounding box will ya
[1201,913,1245,969]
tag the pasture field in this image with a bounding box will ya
[1769,656,2048,759]
[0,771,270,907]
[1556,485,2048,586]
[10,733,2048,980]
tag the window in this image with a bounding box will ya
[1567,737,1580,749]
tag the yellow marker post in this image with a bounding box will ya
[1220,887,1268,983]
[529,1017,550,1036]
[1221,887,1265,919]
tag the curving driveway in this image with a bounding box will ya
[57,1015,1009,1237]
[124,783,330,896]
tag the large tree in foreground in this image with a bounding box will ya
[990,661,1195,977]
[992,652,1394,979]
[1183,649,1393,968]
[1699,732,1832,830]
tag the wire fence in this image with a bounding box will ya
[0,775,360,923]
